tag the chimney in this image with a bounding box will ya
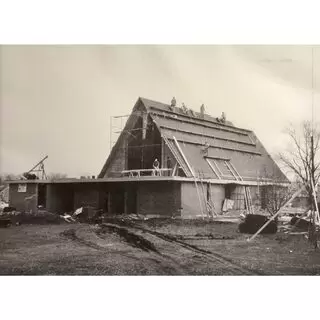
[200,104,205,118]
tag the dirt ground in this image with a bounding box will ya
[1,218,320,275]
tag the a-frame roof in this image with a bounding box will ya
[99,97,289,183]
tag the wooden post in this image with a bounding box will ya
[248,187,304,242]
[311,178,320,225]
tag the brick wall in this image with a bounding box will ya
[137,181,181,216]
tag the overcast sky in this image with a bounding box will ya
[0,45,319,177]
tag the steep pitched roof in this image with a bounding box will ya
[140,97,235,127]
[99,97,289,183]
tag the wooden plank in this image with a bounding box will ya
[229,161,243,181]
[160,124,256,146]
[149,109,252,135]
[173,136,194,176]
[204,155,231,161]
[163,135,190,176]
[212,159,223,177]
[225,161,238,181]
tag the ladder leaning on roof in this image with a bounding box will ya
[199,177,216,218]
[162,135,192,177]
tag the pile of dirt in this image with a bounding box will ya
[100,224,159,253]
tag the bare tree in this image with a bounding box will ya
[279,121,320,206]
[259,170,291,216]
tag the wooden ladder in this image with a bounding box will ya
[162,135,192,177]
[244,186,254,215]
[199,178,213,218]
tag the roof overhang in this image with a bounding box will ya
[6,177,291,187]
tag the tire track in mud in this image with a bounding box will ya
[61,227,183,275]
[102,221,263,275]
[98,225,186,274]
[62,228,103,250]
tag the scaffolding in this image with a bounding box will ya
[109,114,130,152]
[109,111,145,152]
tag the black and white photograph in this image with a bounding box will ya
[1,44,320,276]
[2,2,320,319]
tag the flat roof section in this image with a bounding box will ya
[6,176,290,186]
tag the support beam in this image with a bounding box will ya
[248,187,304,242]
[205,158,221,180]
[173,136,195,176]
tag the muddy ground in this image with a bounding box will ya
[1,218,320,275]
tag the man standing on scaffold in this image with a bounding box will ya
[153,158,160,176]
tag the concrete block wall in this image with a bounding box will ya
[105,141,127,177]
[73,183,100,209]
[9,183,38,213]
[208,184,225,214]
[137,181,181,216]
[180,182,202,217]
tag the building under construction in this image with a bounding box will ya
[7,97,290,217]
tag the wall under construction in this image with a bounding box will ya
[9,183,38,212]
[8,179,267,218]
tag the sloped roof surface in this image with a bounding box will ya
[140,97,287,182]
[140,97,235,127]
[99,97,289,183]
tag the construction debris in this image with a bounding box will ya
[72,206,103,223]
[60,214,76,223]
[222,199,234,213]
